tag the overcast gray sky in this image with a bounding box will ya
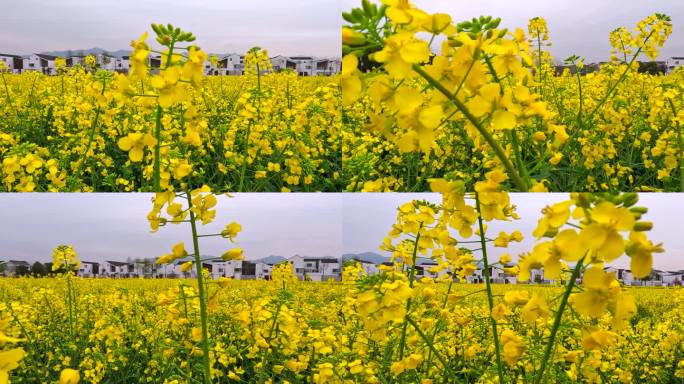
[341,0,683,62]
[0,0,341,56]
[0,193,681,270]
[343,193,684,271]
[0,193,343,263]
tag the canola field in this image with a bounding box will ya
[0,25,342,193]
[341,1,683,192]
[1,191,682,383]
[0,279,682,383]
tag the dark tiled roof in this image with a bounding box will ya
[106,260,131,267]
[36,54,58,60]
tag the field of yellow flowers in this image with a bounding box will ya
[0,25,342,192]
[0,278,682,383]
[342,1,683,192]
[2,191,682,383]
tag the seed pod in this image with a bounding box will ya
[542,227,559,238]
[370,3,378,17]
[342,12,357,23]
[448,39,463,47]
[378,4,387,18]
[488,18,501,29]
[352,8,365,22]
[633,221,653,231]
[621,192,639,207]
[362,0,373,16]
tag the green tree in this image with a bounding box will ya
[31,261,46,276]
[15,265,30,276]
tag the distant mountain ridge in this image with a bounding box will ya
[341,252,388,264]
[255,255,287,264]
[35,47,335,59]
[39,48,131,58]
[341,251,435,265]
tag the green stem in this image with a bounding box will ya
[666,98,683,192]
[74,79,107,188]
[186,191,212,384]
[397,222,422,361]
[574,64,584,123]
[65,270,74,340]
[534,257,584,384]
[424,279,453,374]
[0,72,13,112]
[475,193,505,384]
[405,316,455,378]
[153,105,163,191]
[537,34,544,97]
[238,123,252,192]
[412,64,527,191]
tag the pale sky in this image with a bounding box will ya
[341,0,684,62]
[1,193,682,271]
[343,193,684,271]
[0,193,343,263]
[0,0,342,57]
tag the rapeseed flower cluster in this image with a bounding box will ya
[0,26,341,192]
[342,0,681,192]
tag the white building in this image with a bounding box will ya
[77,261,100,277]
[100,260,136,278]
[662,271,684,286]
[2,51,339,77]
[114,56,131,73]
[0,54,23,74]
[666,56,684,73]
[206,260,242,279]
[312,58,341,76]
[347,258,380,276]
[66,55,86,68]
[212,53,244,75]
[96,54,118,72]
[1,260,30,276]
[270,55,292,73]
[22,54,58,74]
[285,56,316,76]
[289,255,341,281]
[416,261,452,279]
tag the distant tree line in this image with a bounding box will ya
[5,262,72,277]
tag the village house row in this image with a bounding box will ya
[0,52,341,76]
[2,256,683,286]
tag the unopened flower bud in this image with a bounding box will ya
[621,193,639,207]
[633,221,653,231]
